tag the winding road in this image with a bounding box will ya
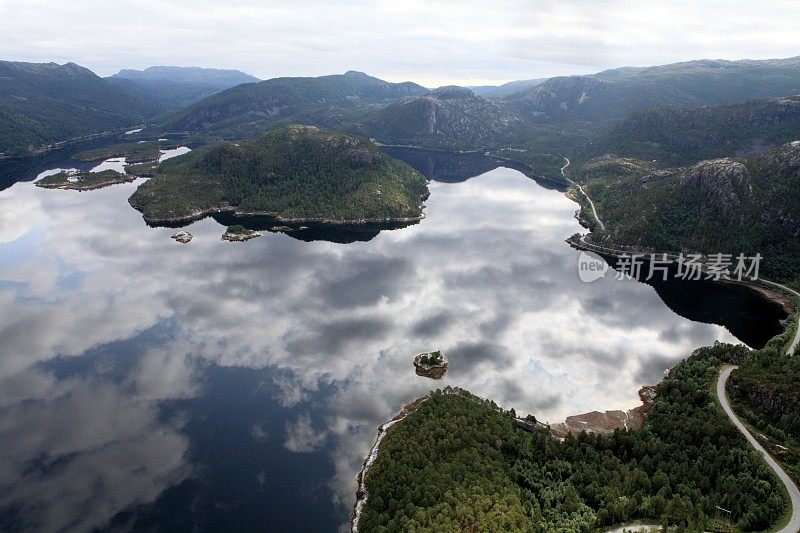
[561,158,605,230]
[566,159,800,532]
[760,279,800,355]
[718,366,800,533]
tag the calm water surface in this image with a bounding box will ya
[0,148,785,531]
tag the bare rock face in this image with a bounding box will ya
[551,385,658,438]
[349,148,381,166]
[413,351,448,379]
[780,140,800,173]
[684,158,754,215]
[171,231,193,244]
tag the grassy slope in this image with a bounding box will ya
[129,125,428,222]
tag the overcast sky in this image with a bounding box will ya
[1,0,799,87]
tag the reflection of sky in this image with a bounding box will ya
[90,157,127,173]
[159,146,191,162]
[0,168,740,530]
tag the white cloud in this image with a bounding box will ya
[1,0,799,86]
[283,413,327,453]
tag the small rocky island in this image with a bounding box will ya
[413,350,448,379]
[221,225,261,242]
[171,231,193,243]
[128,125,429,226]
[35,169,135,191]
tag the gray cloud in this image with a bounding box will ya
[0,166,745,523]
[1,1,800,86]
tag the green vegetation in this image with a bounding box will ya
[415,351,444,366]
[225,224,248,235]
[0,60,157,157]
[129,125,428,223]
[359,343,787,532]
[728,334,800,485]
[579,96,800,167]
[504,57,800,124]
[124,160,158,177]
[72,141,166,163]
[35,169,133,190]
[577,142,800,285]
[359,86,527,150]
[164,71,427,138]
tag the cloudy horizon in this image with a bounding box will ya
[1,0,800,87]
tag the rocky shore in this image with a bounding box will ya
[550,385,658,438]
[351,397,426,533]
[133,204,426,227]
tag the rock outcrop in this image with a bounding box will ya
[222,226,261,242]
[171,231,193,243]
[683,158,754,216]
[413,351,448,379]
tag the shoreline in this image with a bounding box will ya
[36,174,139,192]
[350,397,427,533]
[568,234,798,320]
[0,127,141,161]
[352,381,663,529]
[130,202,427,227]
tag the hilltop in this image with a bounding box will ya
[359,86,525,149]
[164,71,428,138]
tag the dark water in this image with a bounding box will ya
[0,147,786,531]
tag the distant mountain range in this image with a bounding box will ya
[4,56,800,165]
[107,66,260,111]
[163,70,428,138]
[468,78,547,98]
[505,56,800,124]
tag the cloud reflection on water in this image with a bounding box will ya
[0,167,741,530]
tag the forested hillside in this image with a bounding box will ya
[359,343,786,532]
[164,71,428,138]
[580,96,800,167]
[359,86,526,149]
[728,338,800,485]
[578,141,800,284]
[129,125,428,224]
[0,61,157,157]
[505,57,800,124]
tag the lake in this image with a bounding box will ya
[0,147,786,531]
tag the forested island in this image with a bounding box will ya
[128,125,429,225]
[356,342,789,532]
